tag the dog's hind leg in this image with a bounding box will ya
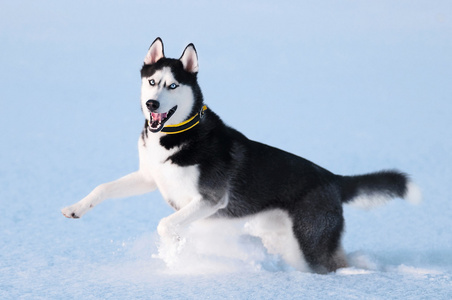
[61,171,156,219]
[245,209,310,272]
[291,208,347,274]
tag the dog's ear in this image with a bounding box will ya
[144,37,165,65]
[180,43,198,73]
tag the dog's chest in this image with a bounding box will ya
[141,135,201,209]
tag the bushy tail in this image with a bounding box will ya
[340,170,422,209]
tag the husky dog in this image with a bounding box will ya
[62,38,421,273]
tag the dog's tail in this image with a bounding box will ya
[340,170,422,209]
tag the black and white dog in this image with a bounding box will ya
[62,38,421,273]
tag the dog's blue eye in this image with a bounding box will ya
[169,83,178,90]
[149,79,155,86]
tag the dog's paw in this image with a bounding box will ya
[61,203,89,219]
[157,218,181,241]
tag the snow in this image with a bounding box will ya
[1,0,452,298]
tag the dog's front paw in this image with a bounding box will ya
[157,218,181,241]
[61,203,89,219]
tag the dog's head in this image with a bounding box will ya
[140,38,203,133]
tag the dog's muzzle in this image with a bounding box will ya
[146,100,178,133]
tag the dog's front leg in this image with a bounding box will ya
[61,171,156,219]
[157,196,228,240]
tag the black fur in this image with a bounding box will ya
[140,55,411,274]
[341,170,408,203]
[141,120,149,146]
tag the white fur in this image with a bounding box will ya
[404,181,423,205]
[140,134,205,211]
[61,170,156,218]
[347,181,422,210]
[140,67,195,125]
[347,193,392,210]
[244,209,310,272]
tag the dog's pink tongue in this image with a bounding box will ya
[151,112,167,122]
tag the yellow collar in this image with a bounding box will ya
[160,105,208,134]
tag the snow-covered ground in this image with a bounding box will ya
[1,1,451,298]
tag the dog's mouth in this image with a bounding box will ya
[148,106,178,133]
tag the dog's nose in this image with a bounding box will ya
[146,100,160,112]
